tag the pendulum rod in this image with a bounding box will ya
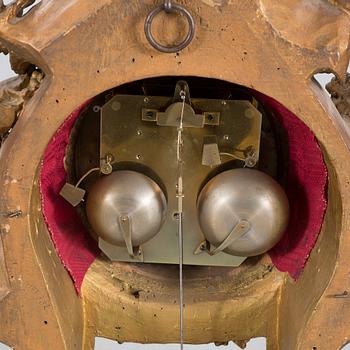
[176,89,186,349]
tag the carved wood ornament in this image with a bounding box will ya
[0,1,350,349]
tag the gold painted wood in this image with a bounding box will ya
[327,74,350,128]
[82,256,281,349]
[0,233,9,302]
[0,71,43,136]
[0,1,349,349]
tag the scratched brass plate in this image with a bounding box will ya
[99,94,262,266]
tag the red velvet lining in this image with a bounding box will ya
[253,92,328,279]
[39,92,327,293]
[40,102,100,293]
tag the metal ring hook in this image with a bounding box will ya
[144,1,195,54]
[164,0,172,13]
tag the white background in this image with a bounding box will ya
[0,54,349,350]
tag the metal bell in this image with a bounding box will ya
[197,168,289,257]
[86,170,167,253]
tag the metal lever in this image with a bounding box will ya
[194,219,251,256]
[119,215,135,257]
[210,219,251,255]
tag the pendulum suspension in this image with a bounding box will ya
[176,89,186,349]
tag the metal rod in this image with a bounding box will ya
[178,211,184,349]
[177,90,186,349]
